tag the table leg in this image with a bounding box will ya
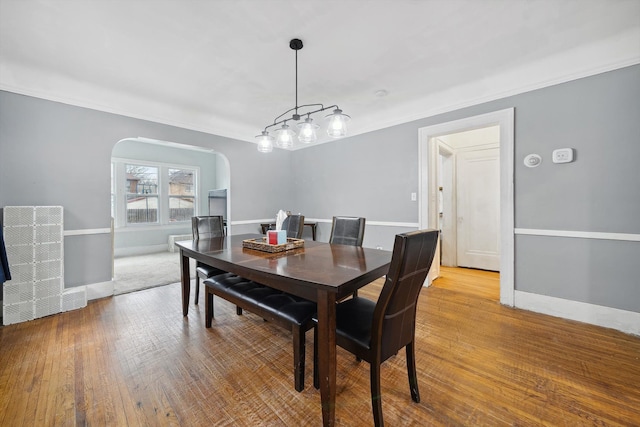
[180,249,190,316]
[316,289,337,426]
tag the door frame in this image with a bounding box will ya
[418,108,515,306]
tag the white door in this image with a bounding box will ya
[456,147,500,271]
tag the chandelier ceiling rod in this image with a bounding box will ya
[255,38,351,153]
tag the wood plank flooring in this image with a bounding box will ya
[1,269,639,426]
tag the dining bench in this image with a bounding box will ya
[203,273,316,392]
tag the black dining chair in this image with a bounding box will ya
[329,216,366,246]
[314,229,439,427]
[281,214,305,239]
[192,216,226,305]
[330,216,366,297]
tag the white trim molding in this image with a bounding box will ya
[419,108,515,306]
[231,218,279,226]
[64,228,111,236]
[231,219,420,228]
[85,281,114,301]
[515,228,640,242]
[515,290,640,336]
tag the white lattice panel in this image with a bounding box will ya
[34,260,62,282]
[35,224,63,244]
[5,244,33,265]
[35,206,63,225]
[34,242,62,263]
[4,226,34,246]
[62,287,87,312]
[4,262,34,285]
[3,206,65,325]
[34,277,64,299]
[2,207,34,227]
[34,295,62,319]
[3,301,34,325]
[2,281,35,305]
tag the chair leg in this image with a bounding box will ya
[194,275,200,305]
[406,342,420,403]
[205,288,214,328]
[236,306,243,315]
[313,326,319,389]
[293,326,305,392]
[370,361,384,427]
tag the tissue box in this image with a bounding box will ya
[267,230,287,245]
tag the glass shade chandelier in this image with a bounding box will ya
[255,38,351,153]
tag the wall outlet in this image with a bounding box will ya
[410,192,417,201]
[552,148,574,164]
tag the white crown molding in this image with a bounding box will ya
[2,28,638,150]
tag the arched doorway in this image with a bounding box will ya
[110,137,230,294]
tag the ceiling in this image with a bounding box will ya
[1,0,638,150]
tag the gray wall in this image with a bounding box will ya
[1,64,638,313]
[291,64,640,314]
[0,92,292,287]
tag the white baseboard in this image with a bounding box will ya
[514,290,640,336]
[114,244,168,257]
[85,280,114,301]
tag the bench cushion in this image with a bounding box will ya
[205,273,316,327]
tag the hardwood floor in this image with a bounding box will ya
[432,266,500,301]
[1,270,639,426]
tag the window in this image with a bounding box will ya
[111,159,199,227]
[168,168,194,222]
[126,164,159,224]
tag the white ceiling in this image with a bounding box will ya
[1,0,639,150]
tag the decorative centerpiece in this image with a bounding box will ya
[242,237,305,253]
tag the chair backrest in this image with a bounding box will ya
[281,214,305,239]
[373,229,439,361]
[329,216,366,246]
[192,216,225,240]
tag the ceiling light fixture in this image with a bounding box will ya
[255,38,351,153]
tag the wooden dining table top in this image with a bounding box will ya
[176,233,392,301]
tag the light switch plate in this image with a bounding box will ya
[552,148,574,164]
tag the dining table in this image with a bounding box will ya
[175,233,392,427]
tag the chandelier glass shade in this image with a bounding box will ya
[325,108,350,138]
[296,117,319,143]
[256,38,351,152]
[274,123,295,148]
[256,131,274,153]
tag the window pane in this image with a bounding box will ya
[169,196,194,222]
[126,164,159,224]
[169,168,195,222]
[126,164,158,195]
[127,195,158,223]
